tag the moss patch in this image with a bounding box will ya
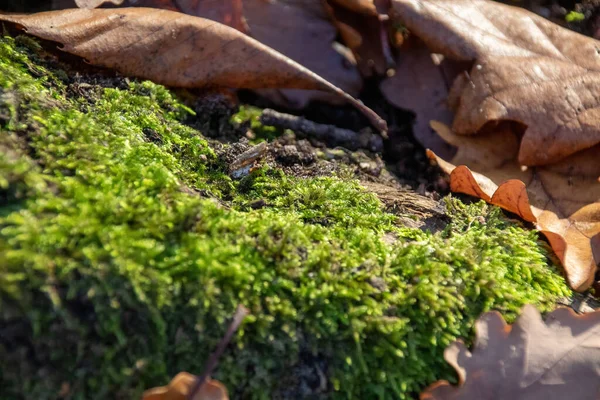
[0,36,571,399]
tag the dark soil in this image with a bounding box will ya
[187,90,448,230]
[237,81,447,195]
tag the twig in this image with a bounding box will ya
[188,305,250,400]
[259,109,384,153]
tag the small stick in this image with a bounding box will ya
[188,305,250,400]
[259,109,383,152]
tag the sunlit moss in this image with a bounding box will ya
[565,10,585,23]
[0,36,571,400]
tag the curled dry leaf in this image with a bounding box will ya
[421,304,600,400]
[65,0,361,109]
[0,8,385,132]
[142,373,228,400]
[428,122,600,291]
[391,0,600,166]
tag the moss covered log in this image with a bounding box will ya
[0,36,571,399]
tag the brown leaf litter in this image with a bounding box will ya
[391,0,600,166]
[65,0,363,109]
[0,7,385,132]
[326,0,395,77]
[389,0,600,291]
[429,122,600,291]
[142,374,228,400]
[240,0,363,108]
[421,304,600,399]
[380,37,466,159]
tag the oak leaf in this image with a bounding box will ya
[391,0,600,166]
[0,8,385,131]
[241,0,363,109]
[143,373,228,400]
[64,0,363,109]
[428,121,600,291]
[421,304,600,400]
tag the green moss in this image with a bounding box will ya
[0,36,571,399]
[565,10,585,23]
[230,104,280,142]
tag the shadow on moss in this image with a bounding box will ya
[0,36,571,399]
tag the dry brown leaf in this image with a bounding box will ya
[428,121,600,291]
[329,0,378,15]
[380,38,466,159]
[142,372,228,400]
[178,0,248,33]
[63,0,361,109]
[75,0,124,8]
[241,0,363,109]
[0,8,385,132]
[391,0,600,166]
[143,305,248,400]
[71,0,247,31]
[421,304,600,400]
[326,0,394,77]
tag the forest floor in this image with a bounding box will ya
[1,0,599,399]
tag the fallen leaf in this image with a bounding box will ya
[144,305,248,400]
[428,121,600,291]
[327,0,394,76]
[177,0,248,33]
[330,0,378,15]
[380,38,466,158]
[421,304,600,400]
[143,373,228,400]
[0,8,385,131]
[241,0,363,109]
[391,0,600,166]
[73,0,249,32]
[75,0,124,8]
[63,0,361,109]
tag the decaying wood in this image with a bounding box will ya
[362,181,447,232]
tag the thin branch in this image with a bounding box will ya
[259,109,383,152]
[188,305,250,400]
